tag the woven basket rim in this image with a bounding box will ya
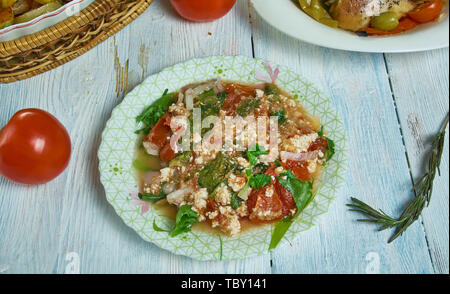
[0,0,152,83]
[0,0,122,56]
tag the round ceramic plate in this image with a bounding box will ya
[98,55,347,261]
[251,0,449,53]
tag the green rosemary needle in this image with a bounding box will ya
[348,113,449,243]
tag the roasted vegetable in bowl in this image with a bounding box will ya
[0,0,65,29]
[295,0,447,36]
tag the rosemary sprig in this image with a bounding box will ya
[348,113,449,243]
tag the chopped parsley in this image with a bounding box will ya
[135,89,176,135]
[171,205,199,237]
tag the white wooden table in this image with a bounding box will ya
[0,0,448,274]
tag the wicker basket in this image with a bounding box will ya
[0,0,153,83]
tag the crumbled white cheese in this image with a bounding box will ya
[160,167,173,183]
[236,202,249,217]
[265,185,274,198]
[282,133,318,153]
[307,159,318,174]
[193,188,208,210]
[228,174,247,192]
[236,157,250,168]
[238,187,251,201]
[255,89,264,98]
[219,205,232,215]
[207,210,219,220]
[220,214,241,237]
[216,185,231,206]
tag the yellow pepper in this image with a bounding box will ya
[0,0,16,9]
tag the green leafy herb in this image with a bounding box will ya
[271,109,287,124]
[170,205,199,237]
[198,89,216,100]
[264,84,278,96]
[217,92,228,104]
[318,126,324,137]
[169,152,192,167]
[348,113,449,243]
[246,144,269,166]
[218,235,223,260]
[325,137,335,162]
[275,159,282,167]
[198,153,234,193]
[153,220,170,232]
[236,98,261,117]
[277,170,313,214]
[269,216,294,250]
[230,192,243,210]
[249,174,271,190]
[201,103,220,117]
[317,125,335,162]
[252,162,269,174]
[135,89,176,135]
[138,191,166,202]
[238,144,270,198]
[269,170,314,250]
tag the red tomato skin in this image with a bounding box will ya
[146,113,171,148]
[408,0,443,23]
[170,0,236,22]
[0,109,71,185]
[160,142,177,162]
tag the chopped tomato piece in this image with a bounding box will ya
[222,83,255,114]
[408,0,443,23]
[248,184,284,223]
[247,166,297,222]
[275,180,297,216]
[145,113,171,148]
[221,92,237,113]
[160,142,177,162]
[228,83,256,96]
[308,136,328,153]
[282,160,311,181]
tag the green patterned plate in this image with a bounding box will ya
[98,55,347,261]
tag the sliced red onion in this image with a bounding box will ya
[214,79,225,93]
[280,150,318,162]
[167,187,193,206]
[143,141,160,156]
[170,116,188,153]
[141,171,160,184]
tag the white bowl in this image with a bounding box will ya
[0,0,95,42]
[251,0,449,53]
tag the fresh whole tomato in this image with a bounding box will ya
[0,109,71,185]
[170,0,236,22]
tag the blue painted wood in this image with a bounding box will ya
[0,0,448,273]
[384,49,449,274]
[249,4,438,273]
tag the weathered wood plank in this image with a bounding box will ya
[249,3,435,273]
[0,1,271,274]
[384,49,449,274]
[1,0,447,274]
